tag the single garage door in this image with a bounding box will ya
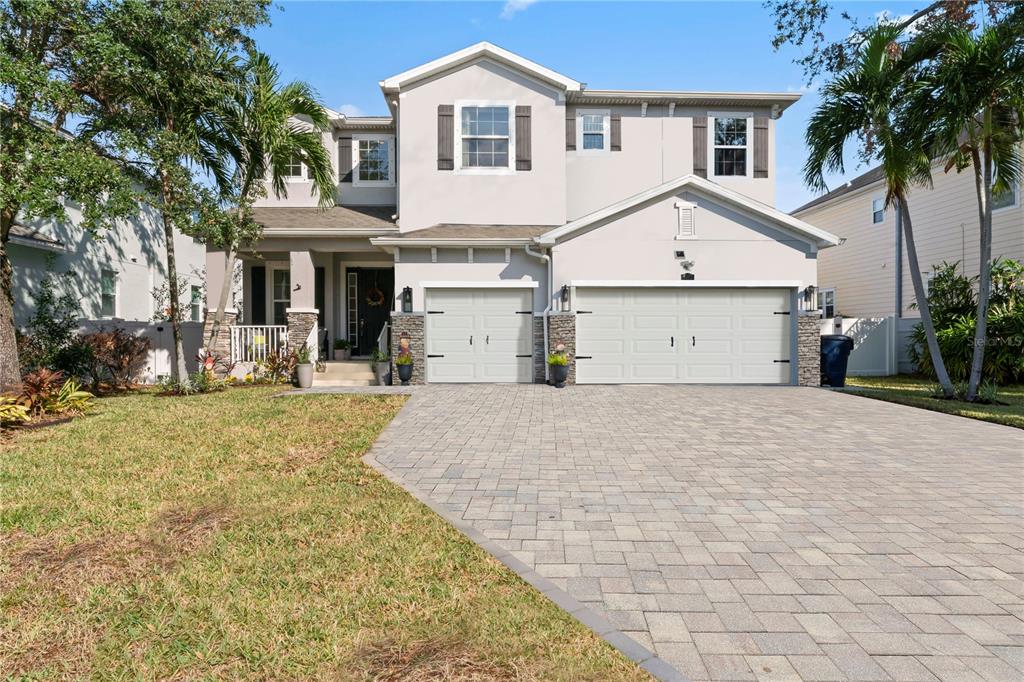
[425,288,534,383]
[575,287,793,384]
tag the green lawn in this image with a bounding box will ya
[844,375,1024,429]
[0,389,645,680]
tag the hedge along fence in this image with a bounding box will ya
[76,320,204,384]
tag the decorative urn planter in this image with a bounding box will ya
[548,346,570,388]
[550,362,569,388]
[397,363,414,385]
[296,363,314,389]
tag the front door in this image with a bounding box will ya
[352,268,394,356]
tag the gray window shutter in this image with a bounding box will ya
[339,137,353,183]
[753,117,769,178]
[565,112,576,151]
[693,116,708,178]
[437,104,454,170]
[610,113,622,152]
[515,105,531,171]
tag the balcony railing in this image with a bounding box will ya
[230,325,288,364]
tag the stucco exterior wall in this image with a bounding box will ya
[396,59,567,232]
[553,189,817,291]
[393,247,547,311]
[799,169,1023,318]
[12,202,205,327]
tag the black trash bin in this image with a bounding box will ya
[820,334,854,387]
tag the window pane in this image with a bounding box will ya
[285,153,303,177]
[714,117,747,146]
[273,302,288,326]
[358,139,389,182]
[582,114,604,133]
[273,270,290,301]
[992,184,1016,209]
[873,210,884,224]
[583,133,604,150]
[714,148,746,176]
[100,270,116,296]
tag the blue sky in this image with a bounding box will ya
[252,1,923,212]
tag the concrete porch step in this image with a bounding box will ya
[313,377,375,387]
[318,360,376,381]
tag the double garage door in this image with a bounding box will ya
[575,287,793,384]
[425,288,534,383]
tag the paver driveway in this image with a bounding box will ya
[367,385,1024,681]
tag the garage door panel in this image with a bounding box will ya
[632,339,676,355]
[587,339,626,354]
[634,314,677,330]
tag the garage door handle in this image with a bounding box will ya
[670,336,674,347]
[469,335,473,345]
[692,336,696,347]
[486,335,489,344]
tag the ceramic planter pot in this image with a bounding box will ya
[550,363,569,388]
[296,363,314,389]
[397,363,413,385]
[333,349,351,361]
[374,362,390,386]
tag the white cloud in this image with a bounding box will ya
[337,103,365,118]
[500,0,539,20]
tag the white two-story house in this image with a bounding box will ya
[205,42,838,386]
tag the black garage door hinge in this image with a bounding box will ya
[516,310,532,314]
[773,359,791,363]
[426,310,444,314]
[576,310,593,314]
[516,354,532,358]
[427,354,445,358]
[575,355,593,359]
[773,311,791,315]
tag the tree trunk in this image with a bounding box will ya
[204,242,236,354]
[966,145,992,402]
[899,198,955,397]
[0,209,22,389]
[159,174,189,383]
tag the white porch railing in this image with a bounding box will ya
[231,325,288,363]
[377,322,389,356]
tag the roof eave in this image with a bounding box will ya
[371,237,537,247]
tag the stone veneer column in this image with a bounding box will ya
[286,310,319,354]
[390,313,425,385]
[797,312,821,387]
[548,312,577,385]
[532,316,545,383]
[202,309,237,364]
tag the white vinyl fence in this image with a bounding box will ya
[78,319,203,384]
[820,316,917,377]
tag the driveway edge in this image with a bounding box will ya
[364,448,688,682]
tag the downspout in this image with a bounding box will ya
[524,244,552,382]
[894,200,903,317]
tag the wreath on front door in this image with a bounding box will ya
[365,287,385,307]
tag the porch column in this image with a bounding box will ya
[202,248,237,363]
[286,250,319,356]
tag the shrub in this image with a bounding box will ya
[19,368,65,416]
[369,349,389,369]
[253,350,295,385]
[81,328,152,390]
[0,396,30,425]
[17,258,93,379]
[46,379,94,415]
[333,339,351,350]
[394,351,413,366]
[909,259,1024,385]
[294,344,313,365]
[547,352,569,366]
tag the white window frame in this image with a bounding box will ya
[818,287,836,318]
[190,284,203,323]
[871,195,885,224]
[270,266,291,327]
[100,268,118,319]
[576,108,610,154]
[283,153,306,180]
[708,111,753,179]
[351,133,395,187]
[454,100,516,175]
[992,180,1020,212]
[674,200,698,240]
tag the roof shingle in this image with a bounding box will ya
[252,205,397,231]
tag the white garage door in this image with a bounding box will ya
[425,288,534,383]
[575,287,793,384]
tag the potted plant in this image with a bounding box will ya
[294,344,314,389]
[548,350,570,388]
[333,338,351,361]
[395,350,414,385]
[369,349,390,386]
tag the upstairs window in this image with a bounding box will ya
[872,196,885,224]
[284,154,304,179]
[712,116,748,176]
[354,135,394,185]
[190,285,203,322]
[100,269,117,318]
[992,181,1018,211]
[578,110,609,151]
[460,105,510,169]
[818,288,836,318]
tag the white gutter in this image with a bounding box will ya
[523,244,552,382]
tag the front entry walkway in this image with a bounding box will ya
[367,385,1024,682]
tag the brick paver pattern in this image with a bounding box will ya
[370,385,1024,681]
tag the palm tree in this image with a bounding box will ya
[204,51,334,357]
[804,23,956,397]
[921,18,1024,400]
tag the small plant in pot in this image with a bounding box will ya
[395,350,414,385]
[369,349,390,385]
[332,338,351,361]
[548,349,570,388]
[294,344,314,389]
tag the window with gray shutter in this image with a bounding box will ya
[610,113,622,151]
[437,104,454,170]
[339,137,353,183]
[693,117,708,178]
[515,105,531,170]
[753,117,769,178]
[565,112,576,151]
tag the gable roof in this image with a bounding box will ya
[379,41,583,94]
[537,174,840,249]
[791,166,885,215]
[10,223,65,251]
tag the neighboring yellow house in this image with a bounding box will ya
[793,163,1023,319]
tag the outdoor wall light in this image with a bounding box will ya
[803,284,817,309]
[560,284,569,311]
[401,286,413,313]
